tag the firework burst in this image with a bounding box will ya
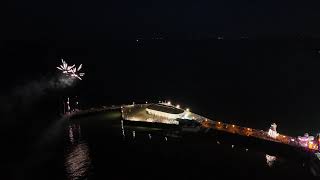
[57,59,85,80]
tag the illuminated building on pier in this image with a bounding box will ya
[268,123,279,139]
[146,103,186,119]
[298,133,318,150]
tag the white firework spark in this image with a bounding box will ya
[57,59,85,80]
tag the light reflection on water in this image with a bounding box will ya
[65,124,91,180]
[266,154,277,167]
[60,115,315,179]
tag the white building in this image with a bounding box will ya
[146,103,186,119]
[268,123,279,139]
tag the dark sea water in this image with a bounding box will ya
[10,110,314,180]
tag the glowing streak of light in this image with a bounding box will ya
[69,125,74,144]
[121,120,125,139]
[57,59,85,80]
[65,124,91,180]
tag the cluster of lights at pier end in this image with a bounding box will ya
[164,100,190,112]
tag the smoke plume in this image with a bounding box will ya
[1,74,78,124]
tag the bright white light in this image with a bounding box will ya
[176,105,180,108]
[268,128,279,139]
[186,108,190,112]
[57,59,85,80]
[167,101,171,105]
[266,154,277,167]
[121,120,125,138]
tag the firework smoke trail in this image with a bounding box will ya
[18,59,84,102]
[1,60,84,179]
[12,75,77,108]
[1,59,84,123]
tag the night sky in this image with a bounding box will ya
[4,1,320,39]
[3,1,320,138]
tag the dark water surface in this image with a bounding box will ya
[14,110,314,180]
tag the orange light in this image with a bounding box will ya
[308,141,315,149]
[232,125,235,128]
